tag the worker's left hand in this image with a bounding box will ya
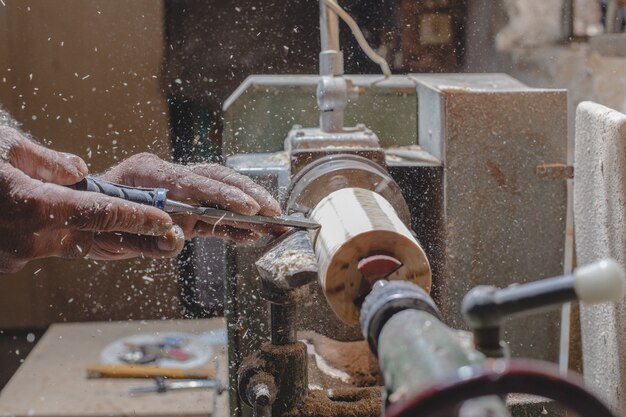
[100,153,282,243]
[0,126,184,272]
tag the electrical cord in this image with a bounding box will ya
[321,0,392,77]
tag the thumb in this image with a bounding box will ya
[1,126,88,185]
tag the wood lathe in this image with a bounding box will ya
[189,2,620,417]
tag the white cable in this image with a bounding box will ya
[322,0,392,77]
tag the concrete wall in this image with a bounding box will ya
[465,0,626,121]
[574,101,626,414]
[0,1,181,328]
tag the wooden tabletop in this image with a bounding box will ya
[0,319,228,417]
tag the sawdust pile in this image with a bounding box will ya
[285,387,381,417]
[301,331,382,387]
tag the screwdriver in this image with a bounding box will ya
[128,377,226,395]
[69,176,321,230]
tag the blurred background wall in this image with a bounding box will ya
[0,1,181,334]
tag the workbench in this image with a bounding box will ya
[0,319,228,417]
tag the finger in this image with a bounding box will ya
[1,126,88,185]
[87,225,185,260]
[57,230,94,259]
[194,222,261,244]
[169,172,262,215]
[0,228,93,270]
[104,154,261,215]
[188,164,282,216]
[2,167,171,236]
[36,182,173,235]
[170,213,200,239]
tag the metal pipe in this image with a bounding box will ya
[606,0,621,33]
[318,0,346,132]
[317,77,347,132]
[463,260,625,357]
[562,0,574,41]
[359,281,508,416]
[318,0,342,77]
[463,259,625,330]
[376,310,510,417]
[378,310,507,409]
[462,275,577,357]
[319,0,340,55]
[462,275,577,330]
[270,303,297,345]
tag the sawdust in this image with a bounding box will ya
[301,331,381,387]
[272,249,315,279]
[239,342,308,414]
[285,387,381,417]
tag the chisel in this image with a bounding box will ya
[69,176,320,230]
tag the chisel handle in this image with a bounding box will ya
[69,176,168,209]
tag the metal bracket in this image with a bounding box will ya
[536,164,574,180]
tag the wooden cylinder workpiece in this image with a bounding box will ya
[310,187,432,324]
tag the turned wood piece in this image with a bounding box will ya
[310,187,431,324]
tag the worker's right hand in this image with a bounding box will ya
[99,152,284,242]
[0,126,184,274]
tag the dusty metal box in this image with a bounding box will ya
[411,74,568,359]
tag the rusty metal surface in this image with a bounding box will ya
[238,342,308,416]
[239,341,380,417]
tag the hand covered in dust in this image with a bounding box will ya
[100,152,282,242]
[0,126,183,273]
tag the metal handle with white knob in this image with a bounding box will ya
[461,259,626,357]
[572,259,625,303]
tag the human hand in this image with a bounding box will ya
[100,153,282,243]
[0,127,183,273]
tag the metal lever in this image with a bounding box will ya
[462,259,626,357]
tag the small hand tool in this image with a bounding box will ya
[86,363,216,379]
[128,377,226,395]
[69,176,320,230]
